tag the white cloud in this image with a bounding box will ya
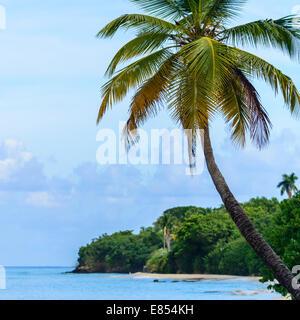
[0,139,33,182]
[25,191,59,208]
[0,139,46,191]
[0,158,17,181]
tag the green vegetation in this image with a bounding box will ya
[261,193,300,297]
[75,194,300,297]
[76,228,161,273]
[146,248,169,273]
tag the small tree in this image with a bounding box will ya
[155,214,176,252]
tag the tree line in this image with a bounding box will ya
[75,192,300,298]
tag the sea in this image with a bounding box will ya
[0,267,281,300]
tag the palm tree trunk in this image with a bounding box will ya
[166,233,171,252]
[203,127,300,300]
[288,189,292,199]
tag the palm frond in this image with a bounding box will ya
[130,0,191,21]
[201,0,247,25]
[219,68,272,148]
[97,14,183,38]
[168,68,217,130]
[275,15,300,38]
[277,181,285,188]
[105,32,173,76]
[233,47,300,116]
[218,72,250,147]
[167,68,215,170]
[185,0,200,20]
[97,48,173,123]
[179,37,236,89]
[233,69,272,148]
[124,54,179,142]
[223,16,300,60]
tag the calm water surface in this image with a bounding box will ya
[0,267,280,300]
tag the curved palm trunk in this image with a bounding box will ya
[203,127,300,300]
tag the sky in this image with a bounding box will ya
[0,0,299,266]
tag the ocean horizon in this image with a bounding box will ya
[0,266,281,300]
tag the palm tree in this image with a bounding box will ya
[97,0,300,299]
[156,214,176,252]
[277,173,298,199]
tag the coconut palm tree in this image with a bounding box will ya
[156,214,176,252]
[97,0,300,299]
[277,173,298,199]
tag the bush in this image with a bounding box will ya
[260,195,300,297]
[203,238,263,276]
[146,249,169,273]
[172,211,235,273]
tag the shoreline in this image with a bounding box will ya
[111,272,287,300]
[131,272,261,281]
[130,273,289,300]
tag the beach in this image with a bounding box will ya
[131,273,291,300]
[132,272,261,281]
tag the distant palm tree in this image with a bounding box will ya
[156,214,176,252]
[277,173,298,199]
[97,0,300,299]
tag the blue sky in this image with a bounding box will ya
[0,0,299,266]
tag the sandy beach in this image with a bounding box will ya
[131,272,261,281]
[107,272,290,299]
[132,273,291,299]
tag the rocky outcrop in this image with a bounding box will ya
[71,262,140,274]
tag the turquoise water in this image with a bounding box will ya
[0,267,280,300]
